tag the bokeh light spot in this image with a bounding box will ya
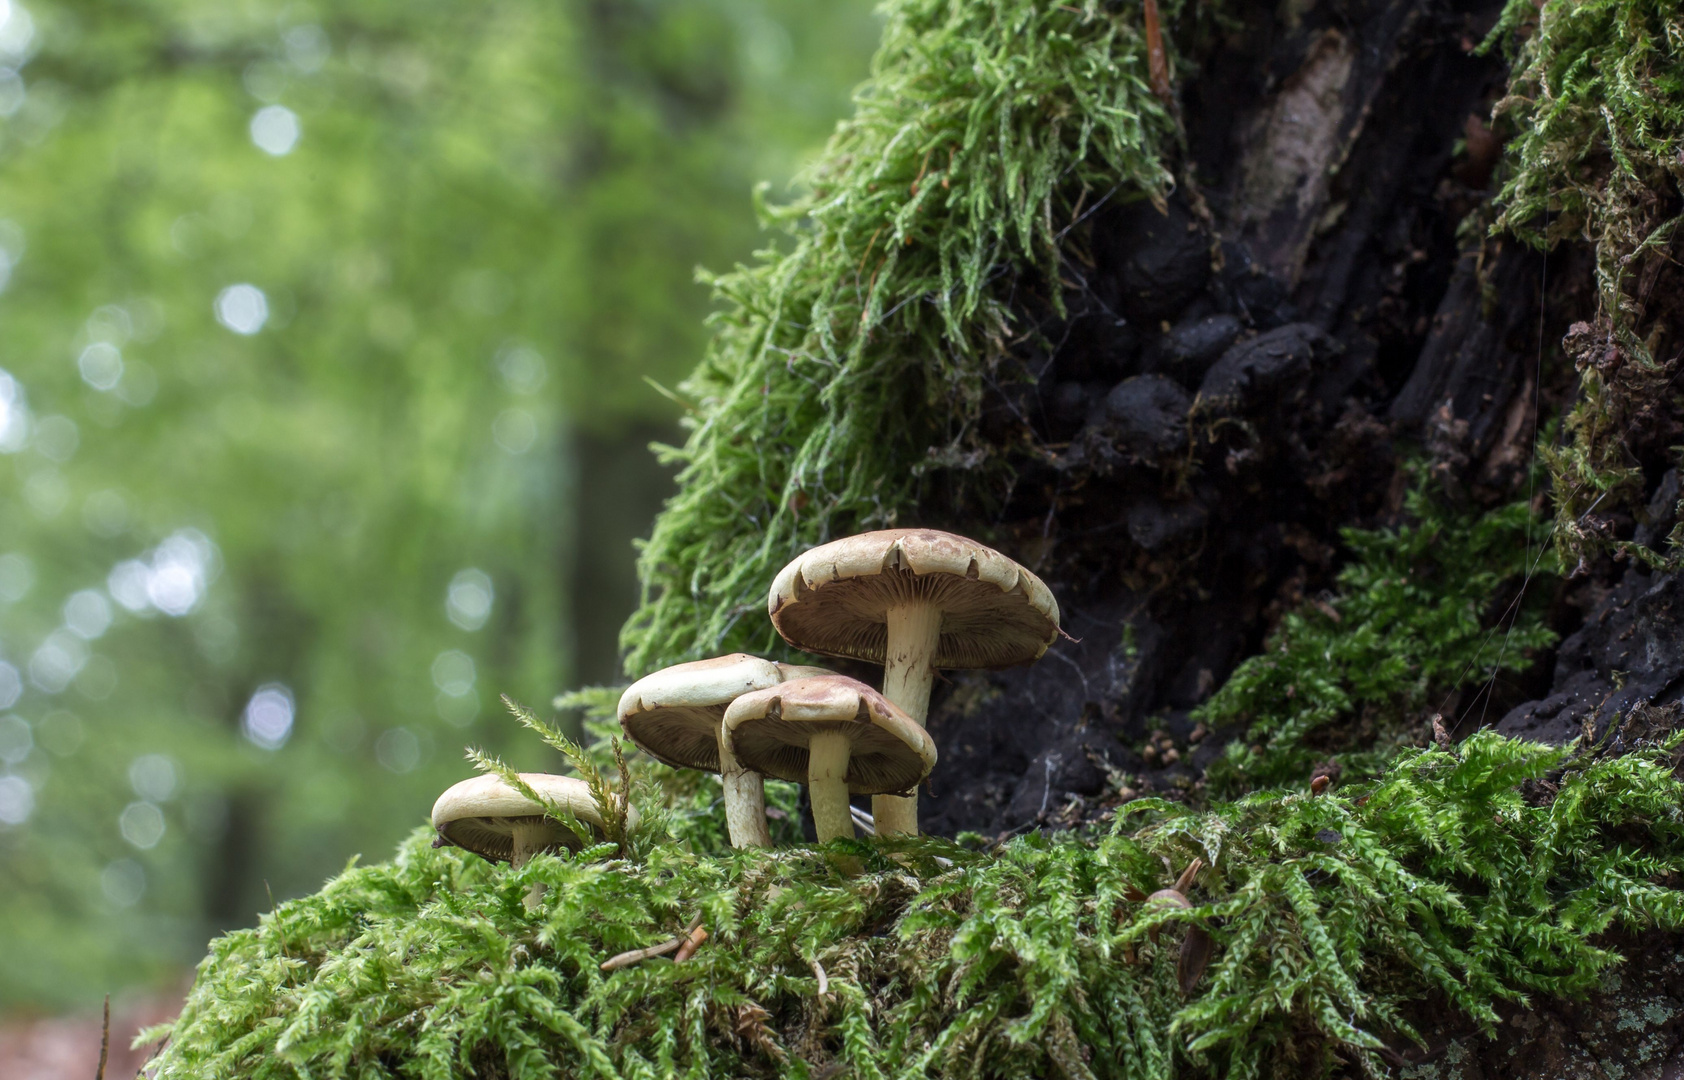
[496,344,547,394]
[77,342,124,391]
[214,283,269,335]
[0,714,30,763]
[283,24,330,73]
[0,0,36,62]
[0,661,19,709]
[431,649,475,696]
[492,408,537,454]
[375,727,420,773]
[242,683,295,750]
[0,368,28,452]
[109,529,219,617]
[64,589,112,639]
[0,774,32,825]
[32,414,77,461]
[29,630,87,693]
[128,754,178,802]
[250,104,301,156]
[435,689,479,728]
[446,568,494,631]
[100,859,145,907]
[119,800,165,849]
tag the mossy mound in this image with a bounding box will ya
[148,731,1684,1079]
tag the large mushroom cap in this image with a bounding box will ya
[431,772,633,862]
[767,528,1059,669]
[723,675,936,795]
[618,653,833,771]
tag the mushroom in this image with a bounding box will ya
[431,772,634,907]
[767,528,1059,836]
[723,674,935,844]
[618,653,833,849]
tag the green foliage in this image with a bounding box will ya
[1198,479,1558,792]
[1484,0,1684,568]
[0,0,879,1008]
[1487,0,1683,325]
[623,0,1182,673]
[147,729,1684,1079]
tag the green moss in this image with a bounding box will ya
[621,0,1183,674]
[1484,0,1684,568]
[1198,476,1558,793]
[146,727,1684,1079]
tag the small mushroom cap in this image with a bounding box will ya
[618,653,835,772]
[723,675,936,796]
[767,528,1059,669]
[431,772,635,862]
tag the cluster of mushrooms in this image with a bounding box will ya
[430,528,1061,877]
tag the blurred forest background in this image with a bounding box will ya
[0,0,878,1015]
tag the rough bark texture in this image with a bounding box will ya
[913,0,1585,839]
[864,0,1684,1068]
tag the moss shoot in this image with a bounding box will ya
[1485,0,1684,568]
[622,0,1183,674]
[146,727,1684,1079]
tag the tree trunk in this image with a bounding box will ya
[906,0,1684,1068]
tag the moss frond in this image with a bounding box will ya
[1484,0,1684,568]
[621,0,1182,674]
[148,729,1684,1079]
[1197,474,1559,792]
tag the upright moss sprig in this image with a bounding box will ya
[148,728,1684,1079]
[623,0,1184,673]
[466,695,633,850]
[1198,478,1558,792]
[1484,0,1684,569]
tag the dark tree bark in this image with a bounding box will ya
[888,2,1684,1064]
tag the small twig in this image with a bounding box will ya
[812,958,829,996]
[674,924,709,964]
[1173,857,1203,893]
[600,916,704,972]
[1142,0,1173,106]
[850,804,876,836]
[96,994,110,1080]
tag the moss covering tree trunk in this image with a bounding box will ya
[150,0,1684,1075]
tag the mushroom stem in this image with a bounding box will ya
[719,734,772,848]
[510,820,551,910]
[874,600,942,836]
[806,729,856,843]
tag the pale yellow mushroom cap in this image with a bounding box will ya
[617,653,836,772]
[430,772,635,862]
[767,528,1059,669]
[723,675,936,796]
